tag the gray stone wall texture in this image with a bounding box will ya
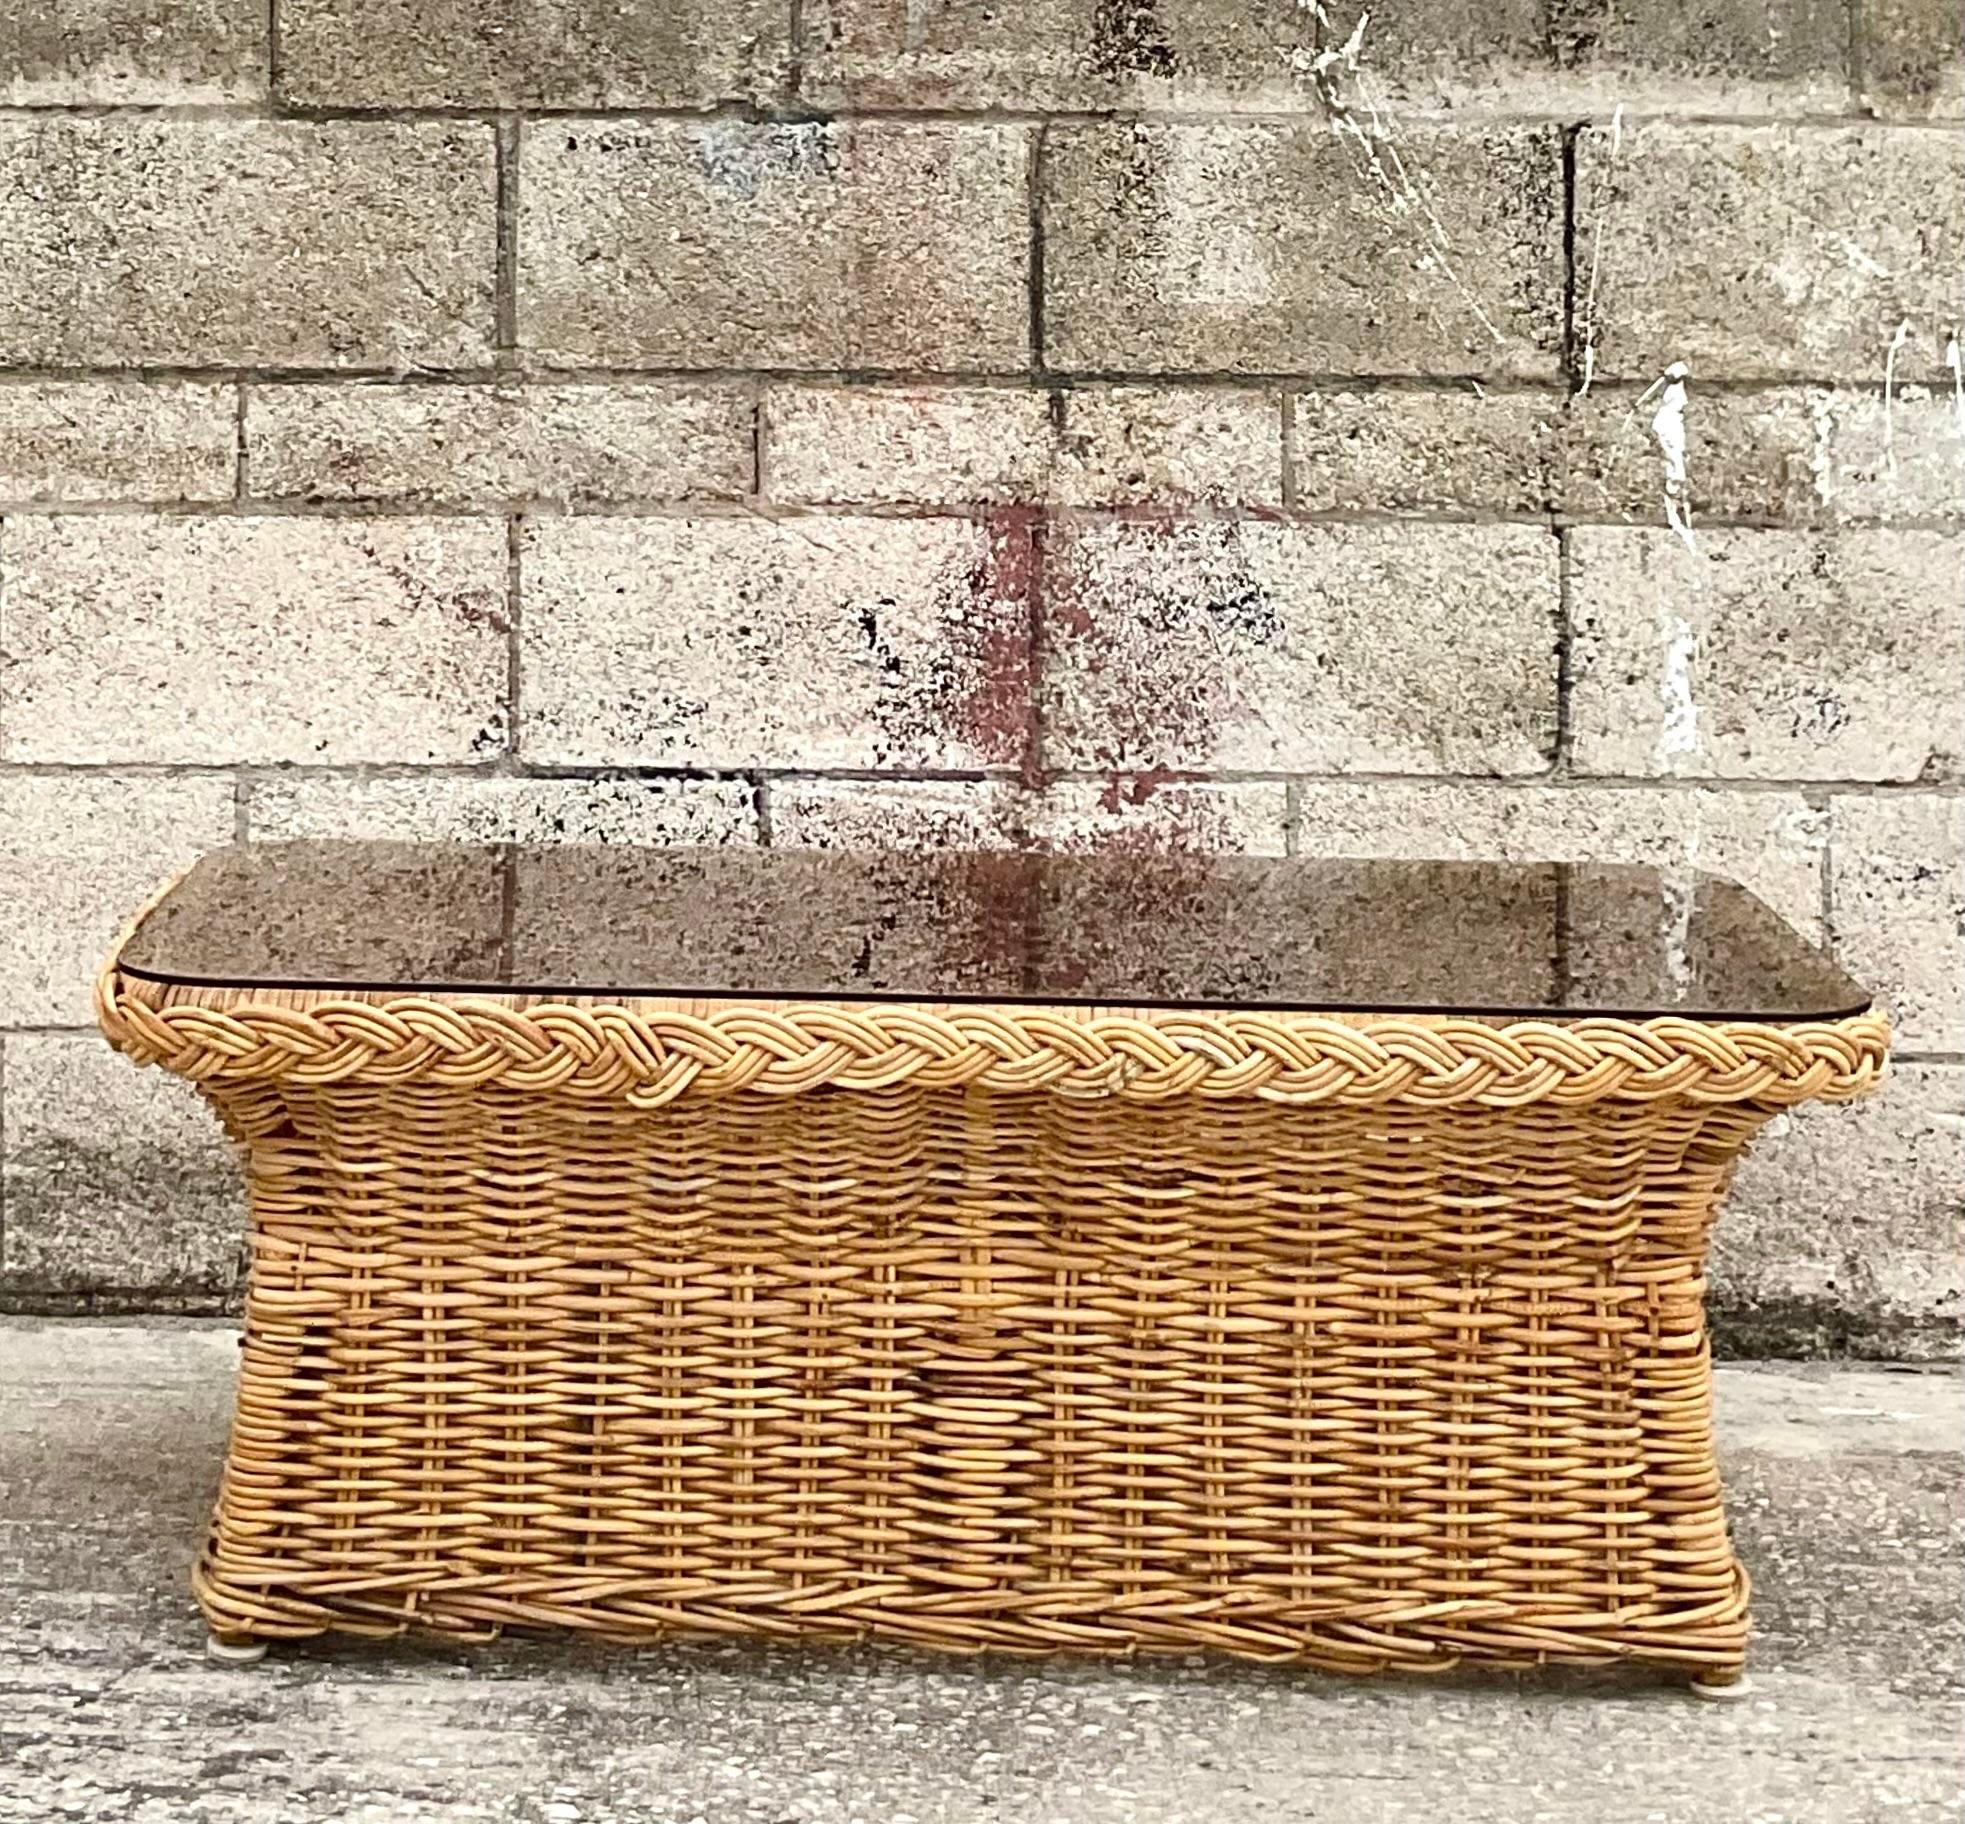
[0,0,1958,1357]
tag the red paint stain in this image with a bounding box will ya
[864,508,1038,776]
[947,504,1045,787]
[1045,515,1244,773]
[1096,765,1182,813]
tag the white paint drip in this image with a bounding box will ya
[1945,332,1965,442]
[1304,7,1506,348]
[1576,103,1623,398]
[1653,820,1703,994]
[1884,317,1912,478]
[1807,387,1837,507]
[1357,71,1506,347]
[1641,360,1702,778]
[1659,867,1697,995]
[1639,360,1696,553]
[1310,5,1368,76]
[1656,605,1701,764]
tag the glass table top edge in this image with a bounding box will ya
[112,840,1876,1026]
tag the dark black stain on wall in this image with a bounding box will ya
[1090,0,1177,79]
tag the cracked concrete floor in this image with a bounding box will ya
[1,1320,1959,1824]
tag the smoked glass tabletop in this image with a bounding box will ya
[117,841,1870,1023]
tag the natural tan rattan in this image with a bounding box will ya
[97,936,1887,1683]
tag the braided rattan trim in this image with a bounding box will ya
[99,965,1889,1109]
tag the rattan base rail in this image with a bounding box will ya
[98,983,1887,1682]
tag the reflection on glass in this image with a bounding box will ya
[118,841,1870,1021]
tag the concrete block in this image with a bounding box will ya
[1564,381,1965,525]
[1,0,264,104]
[1292,387,1560,514]
[763,384,1283,507]
[278,0,788,108]
[1042,121,1565,378]
[248,384,754,507]
[520,515,1033,771]
[1568,528,1964,782]
[1830,793,1965,1051]
[764,387,1054,507]
[1859,0,1965,117]
[1726,1062,1963,1358]
[522,122,1030,372]
[769,777,1289,852]
[1053,386,1284,507]
[0,119,494,370]
[1,517,510,766]
[1042,520,1559,773]
[251,775,760,847]
[801,0,1320,111]
[0,382,235,505]
[1574,123,1964,381]
[0,776,236,1028]
[1,1034,243,1298]
[1334,0,1849,113]
[1295,380,1965,524]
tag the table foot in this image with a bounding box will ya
[1688,1671,1754,1702]
[204,1632,269,1667]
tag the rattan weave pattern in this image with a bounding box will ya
[99,976,1889,1109]
[97,957,1887,1680]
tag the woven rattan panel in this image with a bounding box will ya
[191,1077,1759,1673]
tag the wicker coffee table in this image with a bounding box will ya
[98,842,1885,1688]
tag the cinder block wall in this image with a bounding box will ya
[0,1,1958,1353]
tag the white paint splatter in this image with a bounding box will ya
[1759,190,1894,281]
[1635,360,1696,552]
[1658,869,1696,994]
[1310,5,1368,76]
[1945,332,1965,442]
[1807,387,1837,507]
[1656,604,1701,764]
[1304,6,1506,348]
[1643,359,1702,780]
[1884,317,1912,478]
[1576,103,1623,398]
[1838,239,1893,280]
[1657,828,1702,995]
